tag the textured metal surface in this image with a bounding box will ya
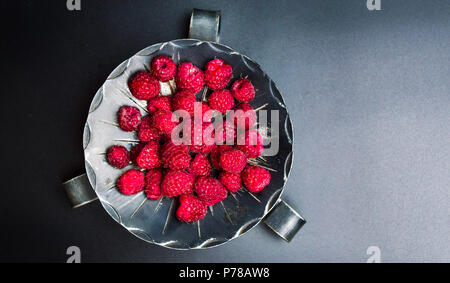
[264,200,306,242]
[62,174,98,208]
[83,39,294,249]
[188,9,221,42]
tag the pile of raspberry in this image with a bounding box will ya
[106,56,271,223]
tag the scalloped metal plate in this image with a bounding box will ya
[83,39,294,249]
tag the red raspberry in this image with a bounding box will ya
[130,143,145,164]
[161,170,195,197]
[176,194,207,222]
[195,176,228,206]
[172,90,197,116]
[106,145,130,169]
[210,145,233,170]
[204,59,233,90]
[242,165,271,193]
[208,89,235,114]
[147,95,172,113]
[219,149,247,174]
[190,120,215,154]
[150,109,178,135]
[233,103,256,130]
[176,62,204,93]
[236,130,264,158]
[189,154,211,176]
[136,141,160,169]
[163,149,191,170]
[117,169,145,195]
[128,71,161,100]
[151,56,176,82]
[231,78,255,102]
[215,119,236,145]
[138,116,162,142]
[161,140,190,164]
[219,172,242,193]
[118,106,142,132]
[144,169,162,200]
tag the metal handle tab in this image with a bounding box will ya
[188,8,221,43]
[264,200,306,242]
[63,174,98,208]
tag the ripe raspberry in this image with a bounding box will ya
[172,90,197,116]
[130,143,145,164]
[189,154,211,176]
[215,119,236,145]
[231,78,255,102]
[150,109,178,135]
[176,194,207,222]
[161,170,195,197]
[199,102,217,123]
[176,62,204,93]
[147,95,172,113]
[128,71,161,100]
[208,89,235,114]
[151,56,176,82]
[241,165,271,193]
[144,169,162,200]
[236,130,264,158]
[163,149,191,170]
[195,176,228,206]
[190,120,215,154]
[233,103,256,130]
[210,145,232,170]
[219,149,247,174]
[136,141,160,169]
[118,106,142,132]
[138,116,162,142]
[161,140,190,164]
[106,145,130,169]
[204,58,233,90]
[219,172,242,193]
[117,169,145,195]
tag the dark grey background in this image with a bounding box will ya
[1,0,449,262]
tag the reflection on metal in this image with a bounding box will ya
[264,200,306,242]
[63,174,98,208]
[188,9,221,43]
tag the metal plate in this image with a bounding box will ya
[83,39,293,249]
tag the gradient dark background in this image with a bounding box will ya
[1,0,449,262]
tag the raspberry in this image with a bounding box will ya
[190,120,215,154]
[172,90,196,116]
[204,59,233,90]
[163,149,191,170]
[138,116,162,142]
[117,169,145,195]
[176,62,204,93]
[128,71,161,100]
[130,143,145,164]
[118,106,142,132]
[195,176,228,206]
[210,145,232,170]
[208,89,235,114]
[144,169,162,200]
[236,130,263,158]
[161,140,190,165]
[147,95,172,113]
[219,172,242,193]
[233,103,256,130]
[136,141,160,169]
[150,109,178,135]
[151,56,176,82]
[241,165,271,193]
[215,119,236,145]
[106,145,130,169]
[219,149,247,174]
[176,194,207,222]
[161,170,195,197]
[189,154,211,176]
[231,78,255,102]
